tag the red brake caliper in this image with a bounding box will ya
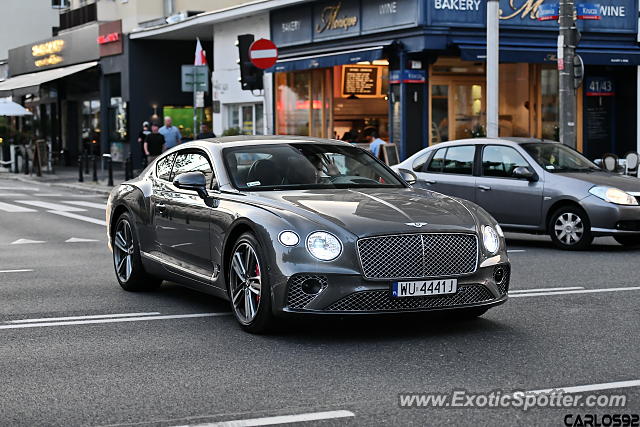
[255,264,261,303]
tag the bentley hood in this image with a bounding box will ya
[252,187,479,237]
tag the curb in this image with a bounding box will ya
[0,173,114,196]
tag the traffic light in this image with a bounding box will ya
[237,34,263,91]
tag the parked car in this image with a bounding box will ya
[106,136,510,333]
[393,138,640,250]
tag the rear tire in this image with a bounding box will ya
[227,232,275,334]
[548,206,593,250]
[112,212,162,291]
[614,235,640,247]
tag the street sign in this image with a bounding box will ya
[576,3,601,20]
[181,65,209,92]
[249,38,278,70]
[537,3,559,21]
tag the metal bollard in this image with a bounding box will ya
[92,155,98,182]
[84,151,89,174]
[24,147,29,175]
[78,155,84,182]
[103,153,113,187]
[124,155,132,180]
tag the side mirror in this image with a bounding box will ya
[398,168,418,185]
[173,171,209,200]
[512,166,538,182]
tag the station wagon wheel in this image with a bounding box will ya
[228,232,274,333]
[549,206,593,251]
[112,212,161,291]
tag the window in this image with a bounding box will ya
[482,145,530,178]
[412,152,430,172]
[171,151,215,188]
[226,103,264,135]
[426,148,446,172]
[443,145,475,175]
[156,153,175,181]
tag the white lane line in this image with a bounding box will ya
[179,410,356,427]
[6,312,161,324]
[0,201,37,212]
[15,200,86,212]
[0,269,33,273]
[509,286,584,294]
[510,287,640,298]
[0,312,230,330]
[529,379,640,394]
[507,249,526,253]
[0,186,38,191]
[65,237,100,243]
[62,200,107,209]
[10,238,45,245]
[33,193,63,197]
[47,210,106,226]
[0,193,27,197]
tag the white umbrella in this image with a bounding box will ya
[0,101,32,116]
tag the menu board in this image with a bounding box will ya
[341,65,380,97]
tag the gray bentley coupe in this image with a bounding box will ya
[106,136,510,333]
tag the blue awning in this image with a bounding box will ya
[270,45,387,73]
[456,40,640,66]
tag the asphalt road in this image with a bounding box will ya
[0,178,638,427]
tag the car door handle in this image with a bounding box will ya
[478,185,492,191]
[156,203,167,213]
[425,179,437,185]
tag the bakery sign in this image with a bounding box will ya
[32,40,65,68]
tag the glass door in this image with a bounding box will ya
[430,78,486,143]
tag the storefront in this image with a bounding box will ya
[269,0,640,161]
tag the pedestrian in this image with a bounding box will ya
[364,128,385,158]
[144,123,166,164]
[197,123,216,139]
[137,121,151,166]
[159,116,182,150]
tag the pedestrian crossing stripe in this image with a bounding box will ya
[14,200,86,212]
[0,201,36,212]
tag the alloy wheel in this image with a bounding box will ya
[554,212,584,245]
[230,242,262,324]
[113,219,134,282]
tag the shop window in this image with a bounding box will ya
[226,103,264,135]
[541,68,559,140]
[81,99,100,153]
[499,64,531,137]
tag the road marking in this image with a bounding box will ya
[0,269,33,273]
[507,249,526,253]
[62,200,107,209]
[33,193,63,197]
[509,286,584,294]
[510,287,640,298]
[0,193,27,197]
[47,210,107,226]
[0,186,38,191]
[65,237,101,243]
[15,200,86,212]
[6,312,161,324]
[178,410,356,427]
[10,238,45,245]
[0,312,230,330]
[529,379,640,394]
[0,201,37,212]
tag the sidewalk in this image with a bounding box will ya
[0,165,129,195]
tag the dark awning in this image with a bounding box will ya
[271,45,388,73]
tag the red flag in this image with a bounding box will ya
[194,38,207,66]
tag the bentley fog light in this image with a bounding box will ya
[278,231,300,247]
[306,232,342,261]
[589,186,638,206]
[482,226,500,254]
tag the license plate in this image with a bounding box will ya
[392,279,457,298]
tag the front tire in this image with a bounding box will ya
[548,206,593,250]
[112,212,161,291]
[614,235,640,247]
[228,232,274,334]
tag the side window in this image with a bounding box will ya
[425,148,447,173]
[442,145,475,175]
[156,153,175,181]
[482,145,530,178]
[412,152,430,172]
[171,151,216,188]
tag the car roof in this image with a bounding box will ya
[195,135,352,148]
[427,137,559,149]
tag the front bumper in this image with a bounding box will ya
[582,195,640,236]
[273,263,510,316]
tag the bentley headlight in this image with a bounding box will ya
[482,225,500,254]
[589,186,638,206]
[306,231,342,261]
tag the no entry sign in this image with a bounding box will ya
[249,38,278,70]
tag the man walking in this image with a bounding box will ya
[144,123,166,163]
[159,116,182,150]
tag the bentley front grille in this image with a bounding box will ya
[325,285,494,312]
[357,233,478,279]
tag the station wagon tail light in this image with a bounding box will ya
[482,226,500,255]
[306,232,342,261]
[589,186,639,206]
